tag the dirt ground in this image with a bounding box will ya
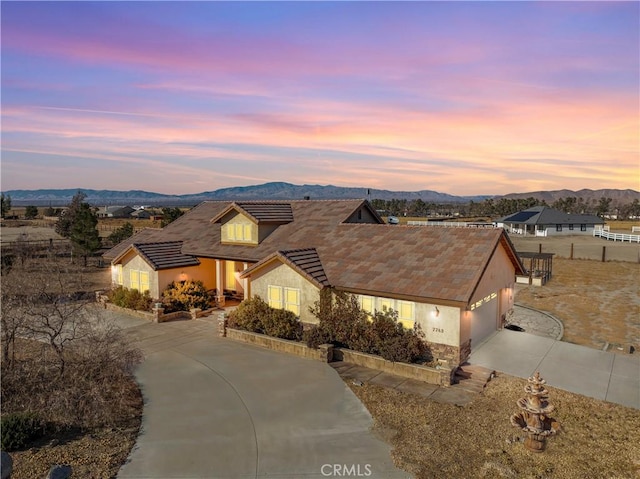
[350,374,640,479]
[509,234,639,350]
[509,234,640,263]
[515,258,639,350]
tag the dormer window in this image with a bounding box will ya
[221,214,258,244]
[212,202,294,246]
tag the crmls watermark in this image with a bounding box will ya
[320,464,373,477]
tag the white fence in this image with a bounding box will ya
[632,226,640,233]
[593,229,640,243]
[406,221,495,228]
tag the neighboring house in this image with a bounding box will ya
[96,206,135,218]
[104,199,525,366]
[496,206,604,237]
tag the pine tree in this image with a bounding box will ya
[70,203,101,266]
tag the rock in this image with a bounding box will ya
[1,451,13,479]
[352,380,363,386]
[46,465,72,479]
[484,448,505,455]
[624,344,635,354]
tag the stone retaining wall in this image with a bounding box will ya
[225,328,333,361]
[332,348,452,386]
[101,300,212,323]
[219,319,451,386]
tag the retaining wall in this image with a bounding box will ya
[221,321,451,386]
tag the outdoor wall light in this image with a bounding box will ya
[434,307,440,317]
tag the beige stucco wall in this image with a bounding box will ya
[250,262,321,324]
[117,251,158,297]
[460,243,516,346]
[414,302,461,347]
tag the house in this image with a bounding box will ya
[103,199,525,366]
[96,206,135,218]
[497,206,604,237]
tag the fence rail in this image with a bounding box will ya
[593,229,640,243]
[407,221,495,228]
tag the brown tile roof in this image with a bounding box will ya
[103,199,525,305]
[133,241,200,270]
[209,202,294,224]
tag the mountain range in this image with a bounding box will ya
[3,182,638,206]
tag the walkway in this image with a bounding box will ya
[508,304,564,340]
[469,328,640,409]
[104,310,410,479]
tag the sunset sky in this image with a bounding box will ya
[1,1,638,196]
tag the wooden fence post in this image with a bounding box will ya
[570,243,574,260]
[601,246,606,262]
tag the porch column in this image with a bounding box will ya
[215,260,225,306]
[242,262,249,300]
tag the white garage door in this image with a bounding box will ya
[470,297,499,347]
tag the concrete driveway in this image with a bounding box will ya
[108,313,409,479]
[469,329,640,409]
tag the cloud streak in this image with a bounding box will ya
[1,2,638,195]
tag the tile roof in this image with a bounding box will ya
[133,241,200,270]
[210,202,294,224]
[104,199,525,305]
[111,240,200,270]
[242,248,329,288]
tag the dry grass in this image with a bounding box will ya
[350,375,640,479]
[516,259,640,349]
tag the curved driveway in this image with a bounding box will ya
[109,313,409,479]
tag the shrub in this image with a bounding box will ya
[108,286,152,311]
[228,296,302,341]
[303,325,331,349]
[161,280,210,312]
[309,289,431,364]
[262,308,303,341]
[1,412,44,451]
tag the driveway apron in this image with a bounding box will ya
[116,318,409,479]
[469,329,640,409]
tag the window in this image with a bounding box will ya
[225,261,236,290]
[130,270,139,289]
[129,269,150,292]
[359,295,375,315]
[140,271,150,292]
[397,300,415,329]
[378,297,393,312]
[225,220,255,243]
[114,264,123,285]
[268,285,300,316]
[268,285,283,309]
[556,224,562,232]
[285,288,300,315]
[581,224,587,231]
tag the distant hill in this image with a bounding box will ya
[2,183,637,206]
[3,182,487,206]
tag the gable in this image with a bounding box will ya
[220,212,259,245]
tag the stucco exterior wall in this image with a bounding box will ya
[250,262,321,324]
[461,243,516,347]
[413,302,460,347]
[157,258,217,299]
[118,251,158,297]
[344,206,380,224]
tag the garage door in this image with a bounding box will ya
[470,296,498,347]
